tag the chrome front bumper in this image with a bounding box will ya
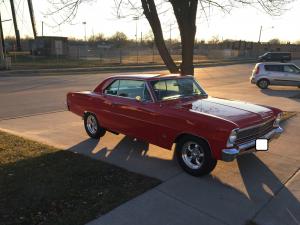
[221,126,283,162]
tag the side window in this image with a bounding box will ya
[283,65,294,73]
[291,65,300,74]
[104,80,120,95]
[118,80,148,100]
[264,65,271,71]
[152,80,167,100]
[166,79,179,93]
[284,65,300,73]
[264,65,283,72]
[151,79,181,100]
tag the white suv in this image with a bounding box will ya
[250,62,300,89]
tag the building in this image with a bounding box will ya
[30,36,68,56]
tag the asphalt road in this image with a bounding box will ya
[1,61,300,120]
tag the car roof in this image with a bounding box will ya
[256,62,295,66]
[264,52,291,54]
[107,74,191,81]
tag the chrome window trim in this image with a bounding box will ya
[145,81,156,103]
[104,79,120,96]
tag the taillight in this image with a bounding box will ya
[254,65,260,75]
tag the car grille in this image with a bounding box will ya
[236,119,275,144]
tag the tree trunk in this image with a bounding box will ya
[170,0,198,76]
[141,0,179,73]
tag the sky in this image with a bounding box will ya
[0,0,300,43]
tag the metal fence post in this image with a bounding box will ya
[152,42,155,64]
[119,48,122,64]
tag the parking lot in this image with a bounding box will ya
[0,62,299,225]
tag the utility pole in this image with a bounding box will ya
[258,25,274,43]
[82,21,87,42]
[0,32,5,69]
[9,0,21,51]
[0,10,6,69]
[27,0,37,38]
[169,23,172,43]
[133,16,139,64]
[169,23,172,55]
[42,21,44,36]
[0,10,6,54]
[258,25,262,43]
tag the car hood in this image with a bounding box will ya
[178,97,274,128]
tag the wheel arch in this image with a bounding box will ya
[257,77,270,83]
[174,133,215,158]
[83,111,97,119]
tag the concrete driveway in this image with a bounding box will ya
[0,62,299,225]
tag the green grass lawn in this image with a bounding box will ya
[0,131,160,225]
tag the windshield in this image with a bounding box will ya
[150,78,207,101]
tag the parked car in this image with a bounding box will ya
[250,62,300,89]
[258,52,291,62]
[67,74,283,176]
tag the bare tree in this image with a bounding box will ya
[110,31,128,48]
[268,38,281,45]
[208,35,221,45]
[88,33,106,43]
[47,0,293,75]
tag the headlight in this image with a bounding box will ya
[227,129,239,148]
[273,113,282,127]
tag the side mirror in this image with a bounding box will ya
[135,96,142,102]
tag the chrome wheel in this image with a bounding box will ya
[181,141,205,170]
[86,115,98,135]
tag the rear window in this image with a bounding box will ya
[264,65,283,72]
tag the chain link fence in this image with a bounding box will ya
[5,40,300,69]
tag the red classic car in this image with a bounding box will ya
[67,74,283,176]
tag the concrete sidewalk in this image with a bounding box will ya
[1,75,299,225]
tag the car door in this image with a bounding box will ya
[283,65,300,86]
[264,65,285,85]
[107,79,159,144]
[100,79,125,131]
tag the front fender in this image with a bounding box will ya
[174,115,237,160]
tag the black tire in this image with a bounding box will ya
[84,113,106,139]
[257,79,270,89]
[175,136,217,176]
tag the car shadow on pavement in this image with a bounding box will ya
[69,136,150,160]
[68,137,100,156]
[67,135,300,225]
[68,136,181,180]
[237,154,300,224]
[260,88,300,100]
